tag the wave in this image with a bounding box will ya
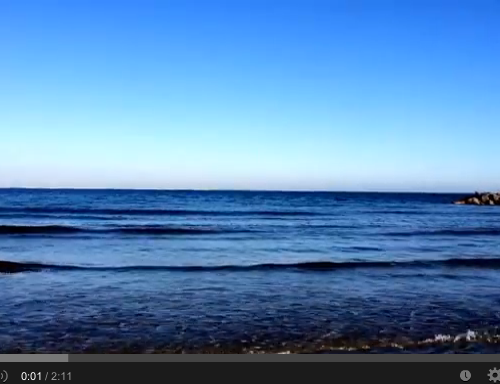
[0,225,83,234]
[285,329,500,354]
[1,326,497,353]
[388,228,500,237]
[367,210,434,215]
[0,213,116,221]
[114,227,247,235]
[0,225,250,236]
[3,257,500,274]
[7,225,499,237]
[0,207,326,217]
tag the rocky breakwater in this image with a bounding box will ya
[454,192,500,206]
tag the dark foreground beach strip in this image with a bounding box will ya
[2,331,500,354]
[3,257,500,274]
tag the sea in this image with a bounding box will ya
[1,189,500,353]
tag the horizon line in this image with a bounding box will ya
[0,187,475,194]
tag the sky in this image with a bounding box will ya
[0,0,499,192]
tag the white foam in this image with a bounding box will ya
[454,330,477,342]
[421,334,452,344]
[421,330,478,345]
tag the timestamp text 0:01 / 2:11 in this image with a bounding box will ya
[21,372,72,381]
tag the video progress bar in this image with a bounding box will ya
[1,355,500,362]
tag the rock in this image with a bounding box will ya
[454,192,500,206]
[470,197,481,205]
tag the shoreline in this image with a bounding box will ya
[2,330,500,354]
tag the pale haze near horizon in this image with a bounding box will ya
[0,0,499,193]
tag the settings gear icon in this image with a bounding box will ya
[488,368,500,382]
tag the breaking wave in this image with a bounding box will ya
[3,257,500,274]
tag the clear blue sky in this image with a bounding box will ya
[1,0,499,192]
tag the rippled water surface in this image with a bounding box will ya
[1,189,500,353]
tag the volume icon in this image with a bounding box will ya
[0,370,7,383]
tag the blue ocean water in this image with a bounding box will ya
[1,189,500,353]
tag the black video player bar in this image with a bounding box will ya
[0,362,499,384]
